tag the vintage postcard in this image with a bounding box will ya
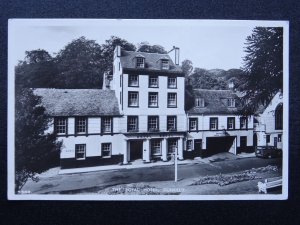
[7,19,289,200]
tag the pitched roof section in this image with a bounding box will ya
[120,50,183,74]
[187,89,242,115]
[34,89,121,117]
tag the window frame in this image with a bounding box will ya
[128,91,139,107]
[195,98,205,107]
[127,116,139,132]
[151,139,162,155]
[227,117,235,130]
[275,104,283,130]
[167,116,177,131]
[240,117,248,130]
[168,139,178,154]
[55,117,68,135]
[128,74,139,87]
[266,135,271,143]
[148,116,159,132]
[148,92,159,108]
[189,118,198,131]
[161,59,169,70]
[136,57,145,68]
[227,98,236,107]
[101,117,113,133]
[210,117,218,130]
[167,92,177,108]
[75,144,86,160]
[167,77,177,89]
[149,75,159,88]
[101,143,112,158]
[75,117,87,135]
[186,140,193,151]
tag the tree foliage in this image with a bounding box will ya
[15,88,61,192]
[241,27,283,115]
[55,36,103,88]
[181,59,193,79]
[137,42,167,54]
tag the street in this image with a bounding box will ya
[22,156,282,194]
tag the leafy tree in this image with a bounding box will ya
[55,36,103,88]
[101,36,136,75]
[189,68,228,90]
[137,42,167,54]
[241,27,283,114]
[181,59,193,81]
[15,50,57,89]
[15,88,61,192]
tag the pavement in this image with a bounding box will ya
[58,152,256,175]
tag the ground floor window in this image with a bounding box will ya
[151,140,161,155]
[101,143,112,158]
[75,144,86,160]
[168,139,177,154]
[186,140,192,151]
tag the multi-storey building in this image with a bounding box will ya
[253,91,283,150]
[34,46,277,170]
[185,89,254,158]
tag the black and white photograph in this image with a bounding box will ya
[7,19,289,200]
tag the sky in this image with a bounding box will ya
[8,19,281,70]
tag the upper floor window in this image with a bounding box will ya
[161,59,169,70]
[149,76,159,88]
[195,98,205,107]
[210,117,218,130]
[75,117,87,134]
[167,116,177,131]
[101,117,112,133]
[128,91,139,107]
[75,144,86,160]
[55,117,67,135]
[136,57,145,68]
[189,118,198,131]
[240,117,248,130]
[148,92,158,107]
[101,143,112,158]
[227,98,236,107]
[227,117,235,130]
[128,74,139,87]
[275,104,283,130]
[151,140,161,155]
[167,93,177,107]
[127,116,138,132]
[168,77,177,88]
[148,116,159,132]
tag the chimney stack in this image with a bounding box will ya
[114,45,121,59]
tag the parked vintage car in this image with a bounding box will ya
[255,146,282,158]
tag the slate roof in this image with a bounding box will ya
[34,89,121,117]
[120,50,183,74]
[187,89,242,115]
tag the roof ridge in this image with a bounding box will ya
[123,50,169,56]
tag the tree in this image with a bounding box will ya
[181,59,193,84]
[15,50,57,89]
[55,36,104,88]
[137,42,167,54]
[241,27,283,115]
[15,88,61,192]
[101,36,136,75]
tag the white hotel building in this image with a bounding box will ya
[34,46,279,169]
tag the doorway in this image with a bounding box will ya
[130,140,143,161]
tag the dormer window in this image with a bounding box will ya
[136,57,145,68]
[161,59,169,70]
[227,98,235,107]
[195,98,205,107]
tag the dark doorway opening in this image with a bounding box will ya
[130,140,143,161]
[206,136,236,157]
[194,139,202,157]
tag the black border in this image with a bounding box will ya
[1,0,300,225]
